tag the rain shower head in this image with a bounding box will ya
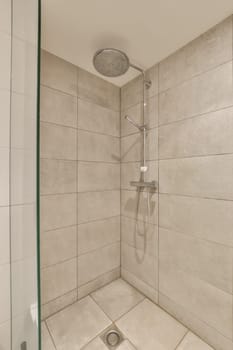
[93,48,130,77]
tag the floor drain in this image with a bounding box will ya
[106,330,121,346]
[101,325,124,349]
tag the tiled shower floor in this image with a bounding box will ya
[42,279,214,350]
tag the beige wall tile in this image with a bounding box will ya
[10,92,36,150]
[159,293,233,350]
[41,159,76,195]
[41,289,77,320]
[40,193,77,231]
[121,75,142,110]
[78,99,120,136]
[0,90,10,148]
[0,321,10,350]
[78,130,120,163]
[159,17,233,92]
[78,162,120,192]
[40,122,76,160]
[78,268,120,300]
[121,128,158,163]
[40,86,77,128]
[121,66,158,110]
[121,190,158,225]
[121,268,158,303]
[78,243,120,286]
[159,154,233,200]
[41,258,77,304]
[0,264,10,323]
[41,226,77,268]
[159,62,232,125]
[121,94,158,137]
[121,133,141,162]
[78,216,120,255]
[121,216,158,257]
[11,149,36,205]
[159,264,233,339]
[160,227,232,293]
[78,190,120,224]
[121,243,157,289]
[11,38,37,95]
[0,149,9,206]
[78,68,120,111]
[121,161,158,191]
[145,64,159,98]
[0,32,11,90]
[0,207,9,265]
[41,51,77,95]
[0,0,11,34]
[11,258,37,317]
[121,103,142,137]
[159,194,233,247]
[159,107,233,159]
[11,204,36,262]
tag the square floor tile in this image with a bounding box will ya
[176,332,214,350]
[117,340,136,349]
[116,299,187,350]
[82,337,108,349]
[91,279,144,321]
[46,296,111,350]
[41,322,56,350]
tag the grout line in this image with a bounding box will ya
[159,224,233,249]
[76,85,79,302]
[158,58,233,94]
[158,151,233,161]
[77,267,120,299]
[44,321,57,350]
[41,157,120,164]
[158,291,233,343]
[78,240,120,258]
[40,117,120,139]
[158,191,233,203]
[157,62,160,305]
[40,82,120,113]
[41,188,120,196]
[158,104,233,128]
[40,256,77,270]
[174,330,189,350]
[41,215,121,233]
[41,240,120,270]
[41,288,77,314]
[90,289,145,325]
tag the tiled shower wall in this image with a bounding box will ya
[40,15,233,350]
[40,51,121,319]
[121,16,233,350]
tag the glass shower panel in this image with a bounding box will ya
[10,0,40,349]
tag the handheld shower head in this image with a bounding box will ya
[124,115,145,131]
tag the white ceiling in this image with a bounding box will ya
[41,0,233,86]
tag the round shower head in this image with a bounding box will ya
[93,48,130,77]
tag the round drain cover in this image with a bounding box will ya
[106,330,121,347]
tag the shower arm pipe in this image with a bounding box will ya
[129,63,151,175]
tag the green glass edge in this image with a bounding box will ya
[36,0,42,349]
